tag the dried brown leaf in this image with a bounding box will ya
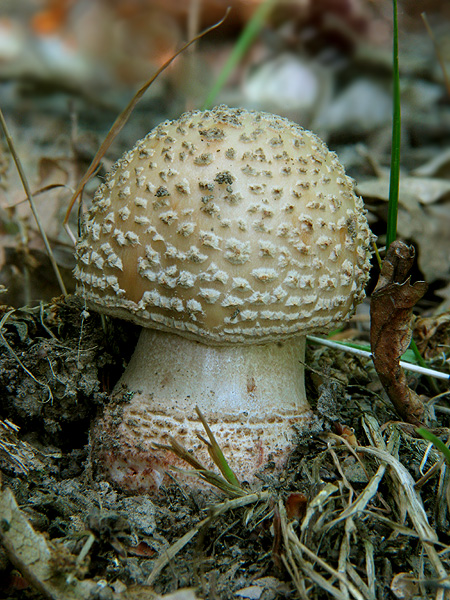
[370,241,428,425]
[38,157,69,188]
[358,177,450,282]
[357,176,450,208]
[412,147,450,178]
[285,492,308,521]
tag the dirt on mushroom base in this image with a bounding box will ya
[1,297,450,599]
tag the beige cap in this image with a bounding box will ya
[74,105,372,344]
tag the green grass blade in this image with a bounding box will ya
[195,407,241,488]
[385,3,434,387]
[202,0,277,110]
[330,339,419,365]
[416,428,450,466]
[386,0,401,248]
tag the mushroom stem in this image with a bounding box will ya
[121,328,309,416]
[96,330,313,491]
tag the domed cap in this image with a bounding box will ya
[74,106,372,344]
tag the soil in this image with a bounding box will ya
[1,295,449,599]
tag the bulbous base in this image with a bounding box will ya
[93,330,313,492]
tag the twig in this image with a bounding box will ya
[63,9,231,241]
[0,109,67,296]
[421,13,450,97]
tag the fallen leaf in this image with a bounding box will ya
[126,541,156,557]
[285,492,308,521]
[370,241,428,425]
[235,577,290,600]
[235,585,263,599]
[358,177,450,281]
[390,572,419,599]
[334,422,358,446]
[397,203,450,282]
[159,591,199,600]
[357,175,450,207]
[412,148,450,178]
[37,157,69,188]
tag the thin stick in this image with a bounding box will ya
[0,109,67,296]
[421,12,450,97]
[63,9,230,241]
[307,335,449,381]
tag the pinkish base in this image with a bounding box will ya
[93,329,312,492]
[93,405,314,492]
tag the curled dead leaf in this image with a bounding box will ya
[334,422,358,446]
[370,241,428,425]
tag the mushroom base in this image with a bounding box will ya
[93,330,313,492]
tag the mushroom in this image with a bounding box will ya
[74,105,372,491]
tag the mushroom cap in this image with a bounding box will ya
[74,106,372,344]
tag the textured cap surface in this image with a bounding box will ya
[74,106,372,344]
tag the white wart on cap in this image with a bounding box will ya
[75,106,372,491]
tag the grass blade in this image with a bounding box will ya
[386,0,401,248]
[202,0,277,110]
[416,428,450,467]
[195,406,241,488]
[385,2,434,388]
